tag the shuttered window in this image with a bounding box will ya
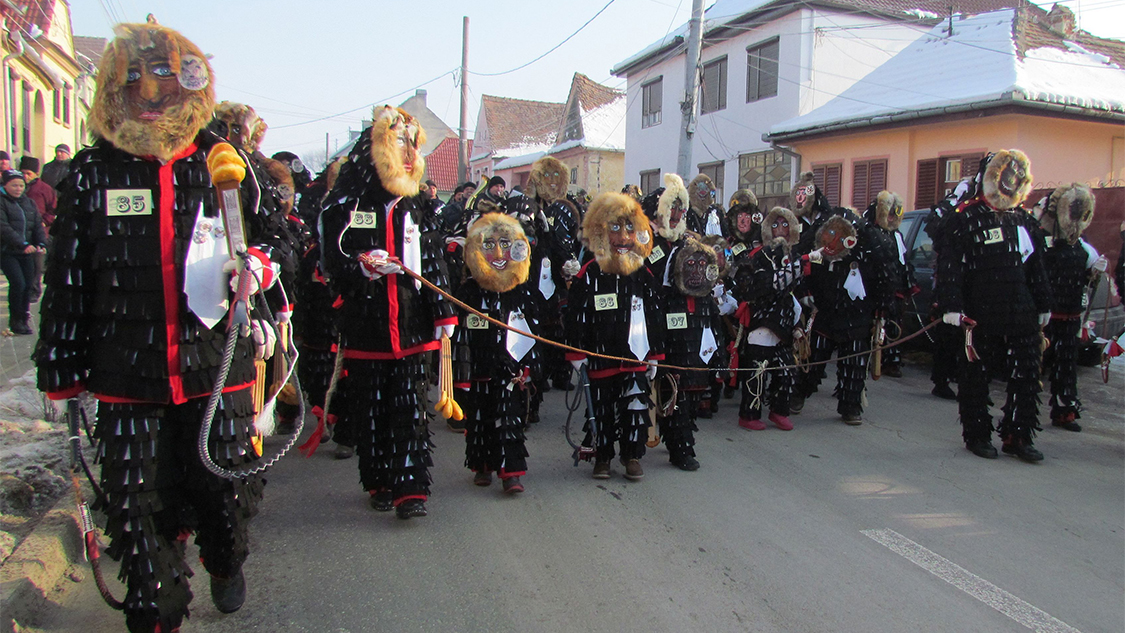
[915,158,939,209]
[640,169,661,196]
[916,153,985,208]
[747,38,780,102]
[851,159,887,208]
[812,163,842,207]
[701,56,727,114]
[642,77,662,129]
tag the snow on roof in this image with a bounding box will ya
[568,94,627,152]
[769,8,1125,139]
[494,151,548,171]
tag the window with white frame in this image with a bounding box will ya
[642,77,662,129]
[746,38,779,102]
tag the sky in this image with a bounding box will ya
[71,0,1125,170]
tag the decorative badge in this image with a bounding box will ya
[178,55,210,91]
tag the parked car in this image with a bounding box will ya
[897,208,1123,359]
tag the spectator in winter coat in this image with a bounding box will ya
[0,169,47,335]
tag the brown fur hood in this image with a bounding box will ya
[814,214,857,262]
[88,19,215,161]
[761,207,800,245]
[865,190,904,231]
[982,149,1033,211]
[369,105,426,198]
[673,237,719,297]
[1043,183,1095,245]
[466,212,531,292]
[725,189,761,240]
[656,173,689,241]
[688,174,716,215]
[529,156,569,204]
[700,234,731,279]
[583,192,652,276]
[213,101,267,154]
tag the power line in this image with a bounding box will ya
[270,68,457,130]
[468,0,619,77]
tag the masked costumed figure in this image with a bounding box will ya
[1037,184,1106,433]
[725,189,764,266]
[701,233,738,403]
[862,191,916,378]
[937,150,1052,461]
[34,19,295,632]
[732,207,819,430]
[791,171,835,256]
[320,106,456,517]
[922,182,972,400]
[453,213,539,492]
[791,206,894,424]
[686,173,725,237]
[566,193,665,481]
[527,156,582,391]
[657,237,727,470]
[641,172,690,288]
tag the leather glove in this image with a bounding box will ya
[570,358,587,373]
[224,248,277,295]
[434,324,456,340]
[1093,255,1108,273]
[942,312,965,326]
[359,249,401,279]
[250,318,277,360]
[807,248,825,265]
[1038,312,1051,328]
[275,306,293,323]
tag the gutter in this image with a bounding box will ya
[764,92,1125,143]
[769,141,803,185]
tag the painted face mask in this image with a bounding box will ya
[771,216,791,241]
[466,212,531,292]
[737,211,755,234]
[794,183,815,209]
[816,216,857,260]
[586,192,652,276]
[370,106,426,198]
[669,199,685,229]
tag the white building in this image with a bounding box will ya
[611,0,1019,209]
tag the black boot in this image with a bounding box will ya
[395,498,427,519]
[210,569,246,614]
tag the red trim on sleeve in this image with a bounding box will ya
[453,382,471,390]
[801,256,812,277]
[161,143,197,405]
[246,247,274,290]
[565,352,587,362]
[647,354,665,361]
[434,316,458,327]
[576,259,595,278]
[46,384,85,401]
[341,341,440,360]
[687,296,696,313]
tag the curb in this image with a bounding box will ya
[0,489,83,632]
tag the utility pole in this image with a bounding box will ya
[325,132,329,165]
[458,16,470,185]
[677,0,704,178]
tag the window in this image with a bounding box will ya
[642,77,662,128]
[812,163,842,207]
[746,38,779,102]
[738,150,791,203]
[640,169,661,196]
[700,56,727,114]
[21,86,31,149]
[698,161,724,204]
[570,167,578,185]
[851,158,887,208]
[8,76,17,146]
[63,85,71,125]
[915,152,985,208]
[52,89,60,120]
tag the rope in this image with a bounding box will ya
[745,360,769,411]
[395,263,941,374]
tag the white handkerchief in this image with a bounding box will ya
[628,296,650,361]
[538,256,556,299]
[400,199,422,290]
[844,267,866,300]
[1016,225,1034,263]
[506,311,534,362]
[895,231,907,265]
[184,202,230,329]
[699,325,718,364]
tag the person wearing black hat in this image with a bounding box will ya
[41,144,72,189]
[0,151,11,172]
[19,156,56,302]
[0,169,46,335]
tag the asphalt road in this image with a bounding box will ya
[24,360,1125,633]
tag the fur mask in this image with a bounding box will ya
[465,213,531,293]
[584,192,652,276]
[1046,183,1095,245]
[726,189,762,241]
[688,174,716,215]
[530,156,569,204]
[370,105,426,198]
[262,158,295,214]
[761,207,800,245]
[700,234,731,279]
[982,149,1033,211]
[869,190,904,231]
[673,237,720,297]
[213,101,267,154]
[621,184,643,202]
[790,171,818,219]
[655,173,689,241]
[814,214,857,262]
[88,18,215,161]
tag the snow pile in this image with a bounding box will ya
[0,371,69,560]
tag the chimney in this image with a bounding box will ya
[1043,5,1076,38]
[416,89,427,105]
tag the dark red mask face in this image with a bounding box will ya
[125,52,183,122]
[608,217,637,255]
[771,217,790,240]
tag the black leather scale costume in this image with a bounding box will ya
[35,131,290,632]
[1043,237,1097,422]
[937,199,1052,444]
[453,278,540,477]
[320,128,456,504]
[657,288,724,461]
[566,261,665,461]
